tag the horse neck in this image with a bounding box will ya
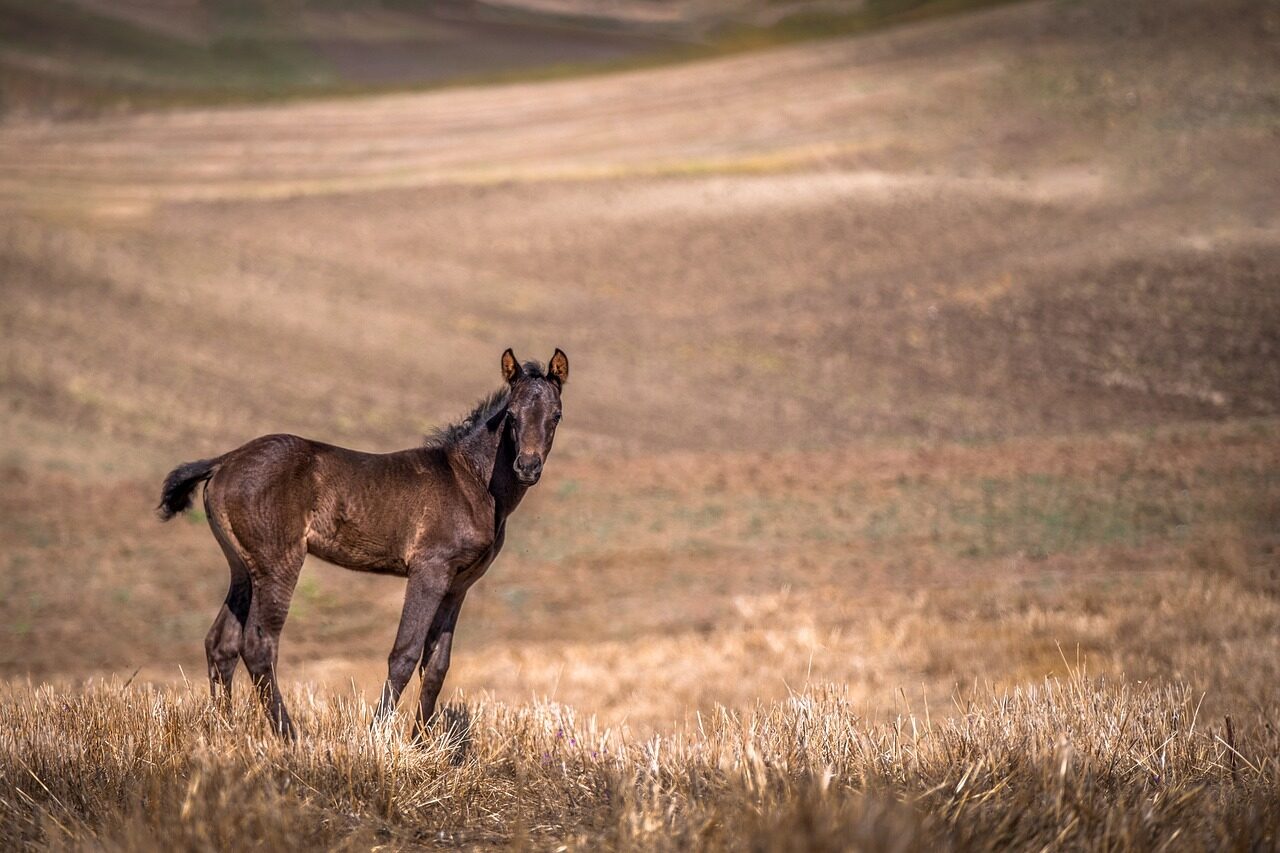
[489,429,528,517]
[452,419,527,519]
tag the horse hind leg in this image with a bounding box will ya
[205,512,253,711]
[204,569,251,712]
[202,448,310,740]
[240,547,305,741]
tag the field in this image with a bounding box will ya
[0,0,1012,118]
[2,0,1279,848]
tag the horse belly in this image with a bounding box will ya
[305,518,408,576]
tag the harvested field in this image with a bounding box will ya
[4,671,1278,849]
[1,0,1278,847]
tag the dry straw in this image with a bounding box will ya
[2,667,1275,850]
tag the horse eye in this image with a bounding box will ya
[553,412,562,423]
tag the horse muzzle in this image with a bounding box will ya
[514,454,543,486]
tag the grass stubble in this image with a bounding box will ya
[2,0,1278,847]
[1,666,1277,850]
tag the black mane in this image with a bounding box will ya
[423,361,547,450]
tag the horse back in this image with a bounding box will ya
[203,433,492,577]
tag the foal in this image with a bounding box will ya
[158,348,568,739]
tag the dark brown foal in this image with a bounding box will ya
[159,348,568,739]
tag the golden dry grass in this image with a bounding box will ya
[2,0,1279,848]
[2,669,1277,850]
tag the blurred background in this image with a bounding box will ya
[0,0,1277,733]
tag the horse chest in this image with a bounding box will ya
[451,557,490,590]
[449,525,506,591]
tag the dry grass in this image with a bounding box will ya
[2,0,1279,848]
[2,669,1276,850]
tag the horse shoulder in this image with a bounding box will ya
[437,502,498,567]
[393,456,485,557]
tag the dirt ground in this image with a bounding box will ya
[1,0,1278,735]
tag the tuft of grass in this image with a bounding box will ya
[1,670,1276,849]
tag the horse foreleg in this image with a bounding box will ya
[414,592,465,738]
[374,565,450,723]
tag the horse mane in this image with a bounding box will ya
[423,361,547,450]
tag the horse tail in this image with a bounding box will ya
[157,456,222,521]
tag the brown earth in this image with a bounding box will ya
[1,0,1278,739]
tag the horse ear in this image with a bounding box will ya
[501,348,523,384]
[548,348,569,386]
